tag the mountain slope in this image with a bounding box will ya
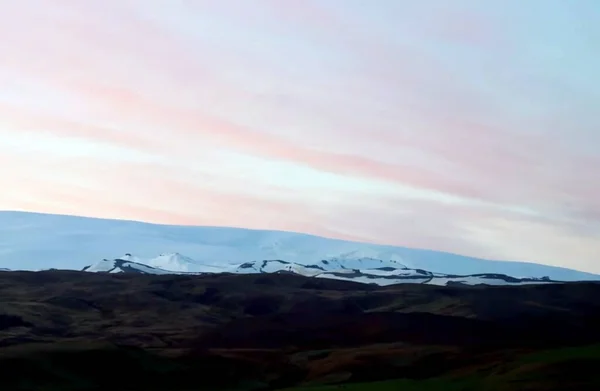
[82,258,177,274]
[82,255,221,275]
[213,258,559,286]
[83,256,558,286]
[145,252,226,273]
[0,211,597,281]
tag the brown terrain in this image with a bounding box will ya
[1,270,600,390]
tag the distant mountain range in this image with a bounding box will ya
[0,211,598,286]
[76,252,558,286]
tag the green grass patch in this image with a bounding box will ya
[280,377,478,391]
[517,344,600,364]
[280,344,600,391]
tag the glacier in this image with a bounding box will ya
[0,210,598,282]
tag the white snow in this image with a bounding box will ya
[120,253,143,263]
[314,273,424,286]
[144,252,226,273]
[83,257,556,286]
[355,268,425,277]
[84,258,176,275]
[84,259,117,272]
[0,211,598,282]
[313,273,552,286]
[425,276,552,286]
[222,259,559,286]
[314,257,408,271]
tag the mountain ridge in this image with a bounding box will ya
[79,254,561,286]
[0,211,598,281]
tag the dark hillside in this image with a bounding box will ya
[1,270,599,390]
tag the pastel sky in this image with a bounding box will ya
[1,0,599,273]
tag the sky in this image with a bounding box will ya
[0,0,599,273]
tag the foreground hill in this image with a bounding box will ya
[1,270,599,390]
[0,211,598,282]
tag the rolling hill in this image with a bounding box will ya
[1,270,599,390]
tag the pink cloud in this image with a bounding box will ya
[0,0,239,106]
[56,78,600,223]
[0,0,598,272]
[0,104,159,153]
[2,75,478,199]
[7,61,600,230]
[0,153,371,241]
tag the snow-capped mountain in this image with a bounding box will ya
[82,255,558,286]
[233,256,412,276]
[231,259,556,286]
[83,253,223,274]
[82,258,176,274]
[1,211,599,282]
[144,252,225,273]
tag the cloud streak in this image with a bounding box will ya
[1,0,599,272]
